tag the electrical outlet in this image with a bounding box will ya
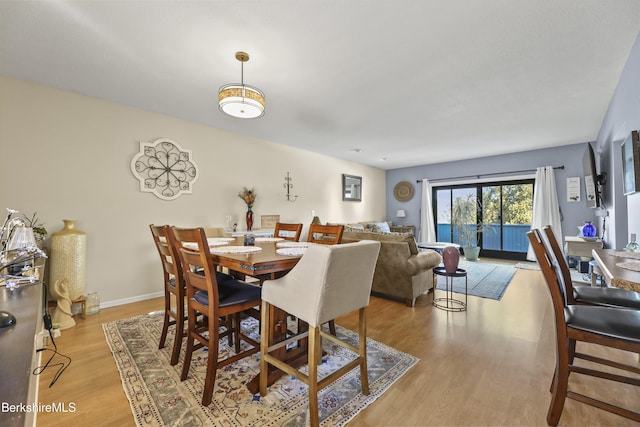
[36,330,49,348]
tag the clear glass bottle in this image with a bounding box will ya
[625,233,639,253]
[85,291,100,315]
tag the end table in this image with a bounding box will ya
[433,266,467,312]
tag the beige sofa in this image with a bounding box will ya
[341,228,442,307]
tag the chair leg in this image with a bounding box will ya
[358,308,370,395]
[233,313,242,354]
[259,300,270,397]
[225,316,232,347]
[547,345,570,426]
[158,290,171,350]
[308,325,320,427]
[201,315,220,406]
[180,309,197,381]
[328,319,336,336]
[169,301,185,366]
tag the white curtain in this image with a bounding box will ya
[419,179,437,243]
[527,166,563,261]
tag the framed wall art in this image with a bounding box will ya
[130,138,199,200]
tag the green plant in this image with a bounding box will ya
[22,212,47,237]
[451,194,488,247]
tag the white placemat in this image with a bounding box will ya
[617,260,640,272]
[276,241,310,248]
[182,238,232,250]
[276,247,307,257]
[254,237,285,243]
[610,251,640,260]
[210,246,262,254]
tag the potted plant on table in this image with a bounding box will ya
[22,212,48,248]
[451,194,488,261]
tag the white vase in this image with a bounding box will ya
[49,219,86,301]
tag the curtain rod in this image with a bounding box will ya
[416,165,564,184]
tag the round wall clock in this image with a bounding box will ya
[393,181,414,202]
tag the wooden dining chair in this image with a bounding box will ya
[307,223,344,245]
[259,240,380,427]
[149,224,186,366]
[274,222,303,241]
[171,226,262,406]
[542,225,640,308]
[150,224,236,365]
[527,229,640,425]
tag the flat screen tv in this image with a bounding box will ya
[583,142,602,208]
[622,130,640,195]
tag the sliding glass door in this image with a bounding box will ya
[434,179,534,260]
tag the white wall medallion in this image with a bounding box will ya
[130,138,199,200]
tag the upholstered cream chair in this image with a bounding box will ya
[259,240,380,427]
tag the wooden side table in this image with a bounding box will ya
[564,236,603,258]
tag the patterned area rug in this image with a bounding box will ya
[435,260,516,300]
[103,312,418,427]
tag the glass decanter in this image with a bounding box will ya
[625,233,639,253]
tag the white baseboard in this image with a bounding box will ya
[100,291,164,309]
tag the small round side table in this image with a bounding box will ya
[433,266,467,312]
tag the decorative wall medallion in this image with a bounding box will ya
[130,138,199,200]
[393,181,414,202]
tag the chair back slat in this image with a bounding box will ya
[527,229,568,318]
[543,226,577,305]
[171,227,221,308]
[150,224,183,290]
[274,222,303,241]
[307,224,344,245]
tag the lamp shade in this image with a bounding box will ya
[218,51,265,119]
[7,226,36,250]
[396,209,406,218]
[218,84,265,118]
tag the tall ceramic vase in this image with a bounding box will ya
[246,208,254,231]
[442,246,460,273]
[49,219,86,301]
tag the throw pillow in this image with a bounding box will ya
[371,221,391,233]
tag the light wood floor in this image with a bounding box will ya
[37,264,640,426]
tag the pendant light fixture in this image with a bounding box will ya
[218,51,265,119]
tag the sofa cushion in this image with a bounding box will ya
[343,229,419,254]
[368,221,391,233]
[346,223,365,230]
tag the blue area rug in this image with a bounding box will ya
[435,260,516,300]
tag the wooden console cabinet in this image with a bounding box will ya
[564,236,603,258]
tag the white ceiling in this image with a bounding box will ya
[1,1,639,170]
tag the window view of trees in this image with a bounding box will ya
[483,184,533,225]
[435,181,534,257]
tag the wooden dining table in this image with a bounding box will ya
[592,248,640,292]
[208,237,308,393]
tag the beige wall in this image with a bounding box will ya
[0,76,386,306]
